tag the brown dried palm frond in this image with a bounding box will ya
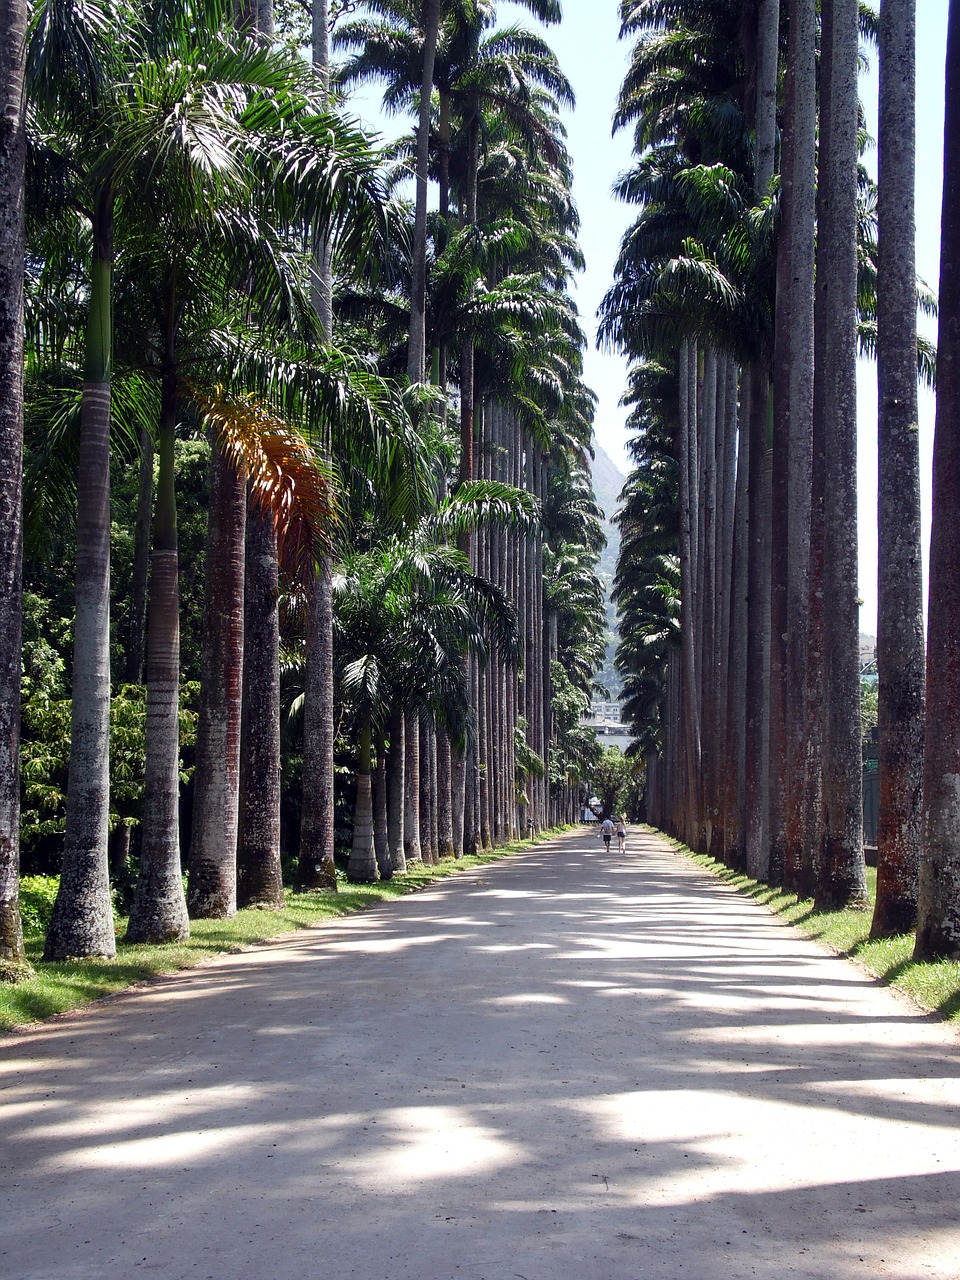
[191,385,339,587]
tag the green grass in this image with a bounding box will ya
[1,830,566,1033]
[681,842,960,1026]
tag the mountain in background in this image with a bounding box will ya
[590,440,628,699]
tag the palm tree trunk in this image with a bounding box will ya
[298,0,338,895]
[678,339,702,847]
[451,737,465,856]
[914,0,960,961]
[237,509,285,910]
[436,726,454,856]
[348,715,378,882]
[419,716,436,864]
[744,363,772,881]
[187,444,245,918]
[298,557,338,890]
[700,348,718,852]
[128,352,189,943]
[374,734,391,880]
[124,428,154,684]
[45,190,116,961]
[387,708,406,872]
[872,0,924,937]
[721,367,749,870]
[403,711,422,863]
[772,0,816,891]
[814,0,868,911]
[407,0,442,384]
[112,427,155,892]
[0,0,28,976]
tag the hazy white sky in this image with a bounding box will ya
[344,1,949,636]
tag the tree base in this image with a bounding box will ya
[0,958,34,984]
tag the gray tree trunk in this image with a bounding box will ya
[0,0,28,977]
[407,0,442,383]
[188,446,245,918]
[872,0,924,938]
[774,0,815,891]
[678,340,702,845]
[297,0,338,894]
[123,428,154,684]
[237,510,285,910]
[814,0,868,911]
[299,557,337,889]
[128,362,189,944]
[403,711,422,863]
[44,195,116,961]
[387,708,406,873]
[914,0,960,960]
[374,736,391,880]
[744,364,772,881]
[347,720,378,883]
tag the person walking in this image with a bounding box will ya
[600,815,615,852]
[615,815,627,854]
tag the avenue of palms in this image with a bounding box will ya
[0,0,959,986]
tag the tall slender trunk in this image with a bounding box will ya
[775,0,816,891]
[374,735,391,880]
[914,0,960,960]
[872,0,924,937]
[436,726,453,856]
[744,364,771,881]
[700,349,718,852]
[678,340,702,845]
[403,711,422,863]
[110,424,155,891]
[124,429,154,684]
[407,0,442,384]
[45,190,116,961]
[0,0,28,975]
[237,510,284,909]
[187,444,245,917]
[347,715,378,882]
[419,716,436,864]
[128,344,189,943]
[722,368,749,869]
[299,557,337,889]
[298,0,338,893]
[451,737,466,856]
[815,0,868,910]
[387,708,406,872]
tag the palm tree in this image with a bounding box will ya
[114,18,383,938]
[337,480,530,879]
[871,0,925,938]
[914,0,960,961]
[298,0,337,896]
[0,0,29,979]
[813,0,868,911]
[34,0,127,960]
[771,0,814,892]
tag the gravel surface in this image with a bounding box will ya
[2,827,959,1280]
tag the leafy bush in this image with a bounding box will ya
[19,875,60,935]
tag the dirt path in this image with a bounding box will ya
[2,828,959,1279]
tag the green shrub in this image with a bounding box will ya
[18,875,59,935]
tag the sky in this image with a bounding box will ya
[341,1,950,637]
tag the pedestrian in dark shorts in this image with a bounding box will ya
[600,816,615,851]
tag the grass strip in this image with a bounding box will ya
[679,840,960,1026]
[1,829,565,1033]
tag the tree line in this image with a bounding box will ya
[0,0,608,978]
[607,0,960,960]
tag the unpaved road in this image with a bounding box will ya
[2,828,959,1280]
